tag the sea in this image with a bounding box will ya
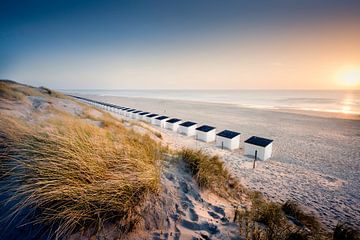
[63,89,360,116]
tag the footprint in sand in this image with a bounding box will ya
[189,208,199,222]
[180,219,220,235]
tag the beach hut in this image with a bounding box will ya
[132,110,142,119]
[145,114,159,124]
[244,136,273,160]
[135,111,145,120]
[121,107,129,115]
[154,116,169,128]
[216,130,240,150]
[196,125,216,142]
[117,107,123,113]
[125,109,134,117]
[113,105,119,112]
[109,104,116,112]
[127,109,137,118]
[116,106,122,114]
[166,118,182,131]
[138,112,150,120]
[178,121,197,136]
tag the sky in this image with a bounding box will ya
[1,0,360,90]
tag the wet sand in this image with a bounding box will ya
[80,94,360,230]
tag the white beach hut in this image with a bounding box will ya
[154,116,169,128]
[216,130,240,150]
[138,112,150,120]
[244,136,273,160]
[132,110,142,119]
[165,118,182,131]
[195,125,216,142]
[125,109,134,117]
[128,109,137,118]
[120,108,128,116]
[116,107,123,114]
[116,106,123,114]
[178,121,197,136]
[146,114,159,124]
[134,111,144,120]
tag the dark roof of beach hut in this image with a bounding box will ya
[180,121,197,127]
[196,125,215,132]
[133,110,142,113]
[166,118,181,123]
[139,111,150,115]
[156,116,168,120]
[217,130,240,139]
[147,113,158,118]
[245,136,273,147]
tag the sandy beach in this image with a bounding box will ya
[79,94,360,230]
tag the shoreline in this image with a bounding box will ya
[70,94,360,121]
[77,93,360,230]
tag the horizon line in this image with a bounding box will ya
[59,88,360,91]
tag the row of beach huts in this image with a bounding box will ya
[72,96,274,160]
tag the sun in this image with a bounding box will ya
[335,66,360,88]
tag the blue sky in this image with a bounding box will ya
[1,0,360,89]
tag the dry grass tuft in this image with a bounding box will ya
[234,192,326,240]
[0,80,47,103]
[38,86,68,99]
[154,131,162,139]
[282,200,320,231]
[333,223,360,240]
[177,148,242,197]
[0,113,162,238]
[0,81,25,101]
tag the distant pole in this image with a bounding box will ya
[222,142,224,149]
[253,150,257,169]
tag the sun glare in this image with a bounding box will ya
[336,66,360,88]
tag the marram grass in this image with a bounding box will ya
[177,148,242,198]
[0,114,162,238]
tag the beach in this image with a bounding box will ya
[79,94,360,230]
